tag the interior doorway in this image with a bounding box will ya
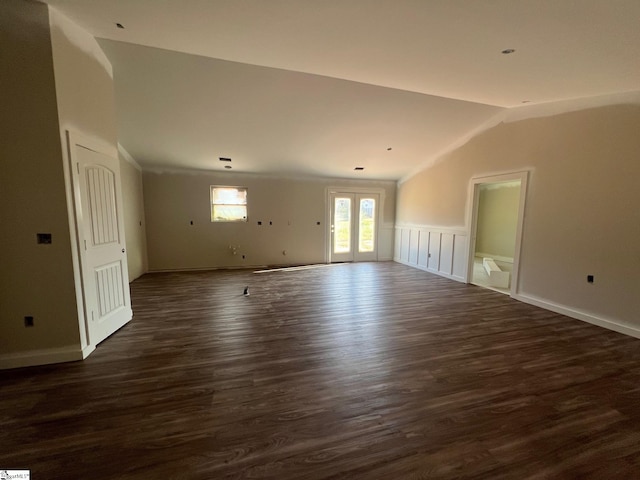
[466,172,528,296]
[328,191,379,263]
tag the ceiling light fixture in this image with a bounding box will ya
[354,167,364,171]
[116,23,125,29]
[501,48,515,54]
[387,147,392,151]
[219,157,232,162]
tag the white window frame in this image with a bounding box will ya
[210,186,248,222]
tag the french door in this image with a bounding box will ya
[329,192,379,262]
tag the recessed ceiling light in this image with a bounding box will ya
[501,48,515,54]
[116,23,125,29]
[354,167,364,171]
[219,157,232,162]
[224,165,232,169]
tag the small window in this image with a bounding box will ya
[210,186,247,222]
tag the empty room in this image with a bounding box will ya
[2,0,640,478]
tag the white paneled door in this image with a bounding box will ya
[71,139,132,347]
[329,193,379,262]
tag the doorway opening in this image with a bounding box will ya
[466,172,528,296]
[327,189,382,263]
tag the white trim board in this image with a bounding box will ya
[397,256,640,341]
[395,224,466,236]
[394,258,466,283]
[513,293,640,340]
[0,346,86,370]
[118,143,142,170]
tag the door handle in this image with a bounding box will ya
[122,248,125,253]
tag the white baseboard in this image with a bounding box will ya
[513,293,640,340]
[0,345,84,370]
[394,258,466,283]
[82,344,96,359]
[396,258,640,340]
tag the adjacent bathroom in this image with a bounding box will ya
[471,180,521,295]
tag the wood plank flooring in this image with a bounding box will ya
[2,262,640,479]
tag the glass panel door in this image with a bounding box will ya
[329,192,379,263]
[330,194,355,262]
[358,197,375,253]
[354,194,378,261]
[334,197,352,254]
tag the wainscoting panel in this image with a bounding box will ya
[452,235,468,279]
[399,228,410,262]
[427,232,441,272]
[440,233,454,275]
[409,229,420,265]
[417,231,429,268]
[394,226,467,282]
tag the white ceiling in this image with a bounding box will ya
[44,0,640,180]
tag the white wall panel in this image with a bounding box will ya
[440,233,454,275]
[427,232,441,271]
[399,228,410,263]
[452,234,467,280]
[393,227,402,261]
[394,226,467,283]
[409,229,420,265]
[417,231,429,267]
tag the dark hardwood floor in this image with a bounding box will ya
[2,262,640,479]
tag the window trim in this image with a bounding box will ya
[210,185,248,223]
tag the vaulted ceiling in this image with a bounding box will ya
[44,0,640,180]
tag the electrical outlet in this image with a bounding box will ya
[587,275,594,283]
[37,233,52,244]
[24,316,34,327]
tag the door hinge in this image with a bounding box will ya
[84,239,87,250]
[76,162,80,174]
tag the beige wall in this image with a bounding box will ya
[48,8,121,355]
[476,183,520,259]
[0,0,81,359]
[0,2,125,367]
[397,104,640,330]
[49,9,118,148]
[49,9,147,284]
[144,171,396,271]
[120,154,148,280]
